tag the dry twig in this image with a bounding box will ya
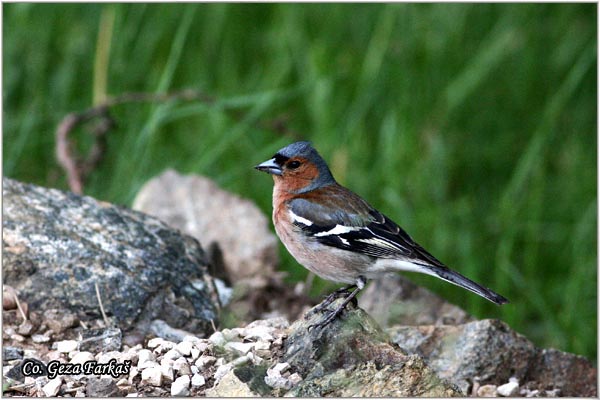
[94,282,110,327]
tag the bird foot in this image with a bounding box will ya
[307,284,362,330]
[305,285,354,319]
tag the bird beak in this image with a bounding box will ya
[255,158,283,176]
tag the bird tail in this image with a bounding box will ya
[424,265,509,305]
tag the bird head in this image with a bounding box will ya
[255,141,336,193]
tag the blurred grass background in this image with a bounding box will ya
[3,3,596,359]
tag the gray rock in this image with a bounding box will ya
[86,377,121,397]
[132,169,279,288]
[3,178,218,334]
[3,346,24,361]
[6,358,47,381]
[359,274,474,327]
[525,348,597,397]
[388,319,533,393]
[281,298,462,397]
[78,327,122,352]
[148,320,196,343]
[388,319,597,397]
[205,369,261,397]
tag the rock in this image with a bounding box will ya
[10,333,25,342]
[17,320,37,336]
[31,333,51,343]
[208,331,227,347]
[5,358,46,382]
[225,341,255,355]
[497,379,519,397]
[160,360,174,383]
[281,298,461,397]
[264,365,292,390]
[137,349,156,369]
[205,369,260,397]
[132,169,279,288]
[477,384,498,397]
[148,320,196,343]
[525,348,597,397]
[96,351,121,364]
[388,319,533,393]
[153,340,177,354]
[195,355,217,370]
[55,340,79,353]
[163,349,183,361]
[171,375,190,396]
[70,351,95,365]
[387,319,597,396]
[175,341,193,356]
[78,327,122,352]
[173,357,191,376]
[43,309,79,334]
[359,274,474,327]
[86,377,121,397]
[42,377,63,396]
[191,373,206,388]
[190,347,201,360]
[3,346,24,361]
[141,367,162,386]
[147,337,163,349]
[2,178,218,333]
[288,372,302,386]
[3,285,19,310]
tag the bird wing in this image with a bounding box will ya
[287,184,509,305]
[288,185,444,265]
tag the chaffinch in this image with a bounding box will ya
[256,141,508,327]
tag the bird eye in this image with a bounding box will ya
[287,160,301,169]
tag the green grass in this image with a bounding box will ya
[3,3,596,360]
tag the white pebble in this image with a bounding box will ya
[173,357,191,376]
[288,373,303,386]
[254,341,271,351]
[195,342,209,352]
[163,349,183,361]
[128,366,139,381]
[116,378,128,386]
[195,355,217,370]
[42,377,63,396]
[70,351,95,365]
[225,341,254,354]
[273,362,290,374]
[213,364,233,383]
[141,367,162,386]
[147,337,164,348]
[498,381,519,397]
[223,328,243,341]
[191,373,205,388]
[97,351,122,364]
[137,349,156,369]
[160,362,174,383]
[208,331,226,346]
[190,347,201,360]
[171,375,190,396]
[55,340,78,353]
[244,326,275,342]
[31,334,51,343]
[176,341,193,356]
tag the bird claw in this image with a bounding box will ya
[305,287,352,319]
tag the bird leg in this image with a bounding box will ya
[305,283,356,318]
[309,276,367,329]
